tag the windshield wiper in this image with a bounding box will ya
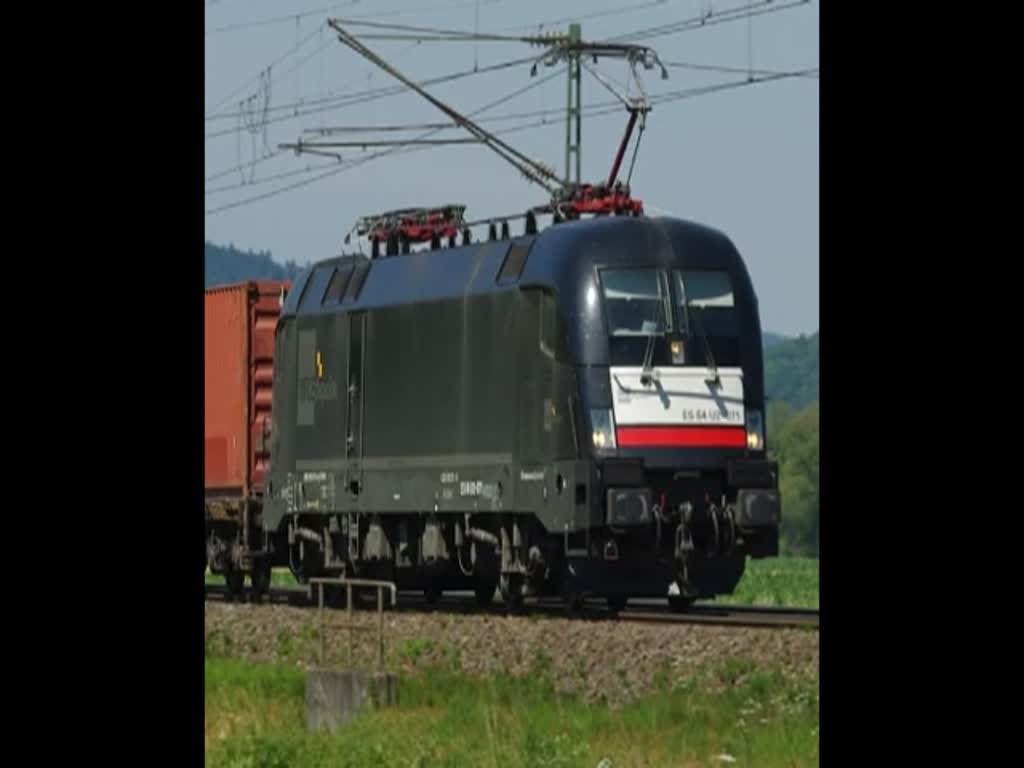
[688,304,720,387]
[640,297,664,386]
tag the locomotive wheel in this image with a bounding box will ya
[606,595,628,613]
[249,562,272,603]
[500,575,525,613]
[473,547,499,607]
[668,595,693,613]
[560,579,585,614]
[474,577,497,607]
[322,584,348,609]
[424,585,443,606]
[224,568,245,602]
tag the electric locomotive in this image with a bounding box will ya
[259,210,779,612]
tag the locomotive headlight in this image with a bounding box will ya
[670,339,686,364]
[591,409,617,450]
[746,410,765,451]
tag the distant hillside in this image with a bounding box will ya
[764,332,819,409]
[205,241,302,288]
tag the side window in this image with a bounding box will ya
[540,291,558,359]
[323,267,352,305]
[343,261,371,303]
[300,266,334,312]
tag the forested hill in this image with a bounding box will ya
[762,331,820,556]
[205,242,302,288]
[763,332,819,409]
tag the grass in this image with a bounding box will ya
[206,557,820,610]
[205,655,818,768]
[714,557,819,609]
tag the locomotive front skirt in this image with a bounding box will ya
[245,214,779,610]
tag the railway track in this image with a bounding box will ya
[204,583,818,630]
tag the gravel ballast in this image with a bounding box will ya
[206,602,818,706]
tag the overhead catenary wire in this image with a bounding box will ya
[207,2,361,36]
[207,60,567,208]
[206,156,343,195]
[206,0,811,124]
[329,19,562,189]
[207,67,817,198]
[207,66,815,210]
[283,137,483,148]
[612,0,811,44]
[205,61,562,190]
[288,55,818,137]
[207,62,818,196]
[207,40,423,123]
[495,0,675,34]
[327,17,535,43]
[664,60,819,79]
[207,0,505,36]
[304,122,456,134]
[206,5,497,123]
[206,3,804,130]
[205,54,538,133]
[206,23,325,116]
[208,111,561,201]
[649,66,818,101]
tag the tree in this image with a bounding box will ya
[767,400,819,556]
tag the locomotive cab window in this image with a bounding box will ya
[673,269,741,367]
[675,270,735,309]
[600,269,672,337]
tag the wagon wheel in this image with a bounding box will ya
[668,595,693,613]
[224,568,246,603]
[249,562,272,603]
[500,574,525,613]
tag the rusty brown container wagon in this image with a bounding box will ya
[205,280,289,598]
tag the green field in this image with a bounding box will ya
[717,557,819,609]
[206,556,819,609]
[205,655,818,768]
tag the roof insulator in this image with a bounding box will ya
[386,233,399,256]
[448,234,457,249]
[462,228,472,245]
[430,233,441,250]
[501,221,510,239]
[371,239,380,259]
[488,222,497,241]
[525,210,537,235]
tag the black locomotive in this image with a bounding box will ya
[257,211,780,612]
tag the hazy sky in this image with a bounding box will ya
[205,1,818,336]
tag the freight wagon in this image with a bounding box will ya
[204,280,288,599]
